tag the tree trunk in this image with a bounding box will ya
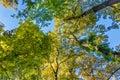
[65,0,120,20]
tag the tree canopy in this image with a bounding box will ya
[0,0,120,80]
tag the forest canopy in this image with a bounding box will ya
[0,0,120,80]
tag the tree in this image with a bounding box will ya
[0,21,52,79]
[0,0,120,79]
[39,26,120,80]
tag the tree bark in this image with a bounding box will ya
[65,0,120,20]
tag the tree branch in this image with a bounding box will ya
[65,0,120,20]
[47,60,56,75]
[59,53,83,65]
[107,66,120,80]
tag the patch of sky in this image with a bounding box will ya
[0,3,18,30]
[0,1,54,33]
[96,16,120,49]
[41,20,54,33]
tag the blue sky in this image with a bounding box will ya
[97,17,120,48]
[0,4,18,30]
[0,3,120,49]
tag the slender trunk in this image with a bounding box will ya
[55,72,58,80]
[55,48,59,80]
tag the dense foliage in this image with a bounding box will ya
[0,0,120,80]
[0,21,52,79]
